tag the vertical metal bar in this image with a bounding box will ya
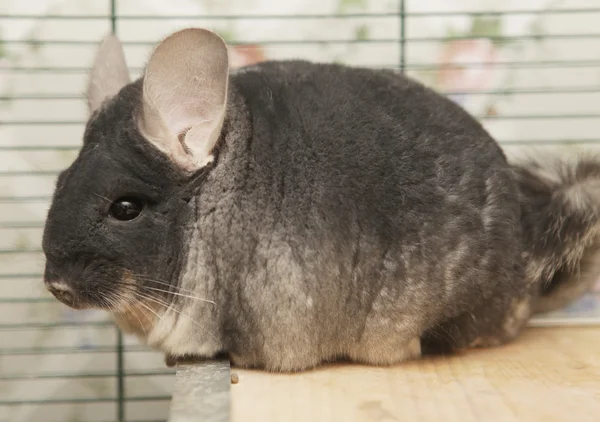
[117,328,125,422]
[108,2,125,420]
[399,0,406,73]
[110,0,117,34]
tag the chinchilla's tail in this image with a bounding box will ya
[511,153,600,314]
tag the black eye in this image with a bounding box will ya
[109,197,144,221]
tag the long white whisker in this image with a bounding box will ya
[98,290,122,313]
[134,291,171,309]
[128,305,149,337]
[116,283,169,304]
[104,291,119,309]
[137,285,216,305]
[103,289,150,338]
[135,291,218,341]
[120,294,150,338]
[130,274,204,297]
[113,279,215,306]
[136,300,163,324]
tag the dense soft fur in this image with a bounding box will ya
[512,155,600,313]
[42,32,600,372]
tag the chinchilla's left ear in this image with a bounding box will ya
[87,34,131,114]
[137,28,230,174]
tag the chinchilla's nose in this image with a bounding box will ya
[45,280,76,308]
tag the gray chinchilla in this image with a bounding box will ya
[42,28,600,371]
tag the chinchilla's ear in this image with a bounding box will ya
[138,28,229,174]
[87,34,131,114]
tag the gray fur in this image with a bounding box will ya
[511,154,600,313]
[42,43,600,371]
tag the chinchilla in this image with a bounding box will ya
[41,28,600,371]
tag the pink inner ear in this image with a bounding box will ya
[167,108,214,138]
[137,28,230,171]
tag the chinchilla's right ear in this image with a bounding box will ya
[87,34,131,114]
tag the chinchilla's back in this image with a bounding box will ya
[189,60,525,370]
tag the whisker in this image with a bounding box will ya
[135,300,162,327]
[135,291,217,341]
[92,294,111,310]
[104,293,118,310]
[137,285,216,305]
[129,274,203,297]
[92,192,113,204]
[134,309,150,338]
[104,284,218,341]
[133,291,171,309]
[88,288,114,311]
[105,290,126,311]
[133,277,195,294]
[115,283,216,316]
[117,291,153,338]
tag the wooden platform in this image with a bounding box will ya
[231,327,600,422]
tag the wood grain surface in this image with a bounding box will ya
[231,327,600,422]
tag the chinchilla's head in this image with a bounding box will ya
[42,29,229,322]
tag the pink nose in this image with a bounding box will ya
[46,281,76,307]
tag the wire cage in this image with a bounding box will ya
[1,0,599,421]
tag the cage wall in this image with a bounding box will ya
[1,0,599,421]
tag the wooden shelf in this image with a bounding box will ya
[231,327,600,422]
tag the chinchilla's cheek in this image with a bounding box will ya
[110,269,172,337]
[112,299,163,337]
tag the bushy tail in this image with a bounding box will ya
[511,153,600,314]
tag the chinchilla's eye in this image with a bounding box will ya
[109,197,144,221]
